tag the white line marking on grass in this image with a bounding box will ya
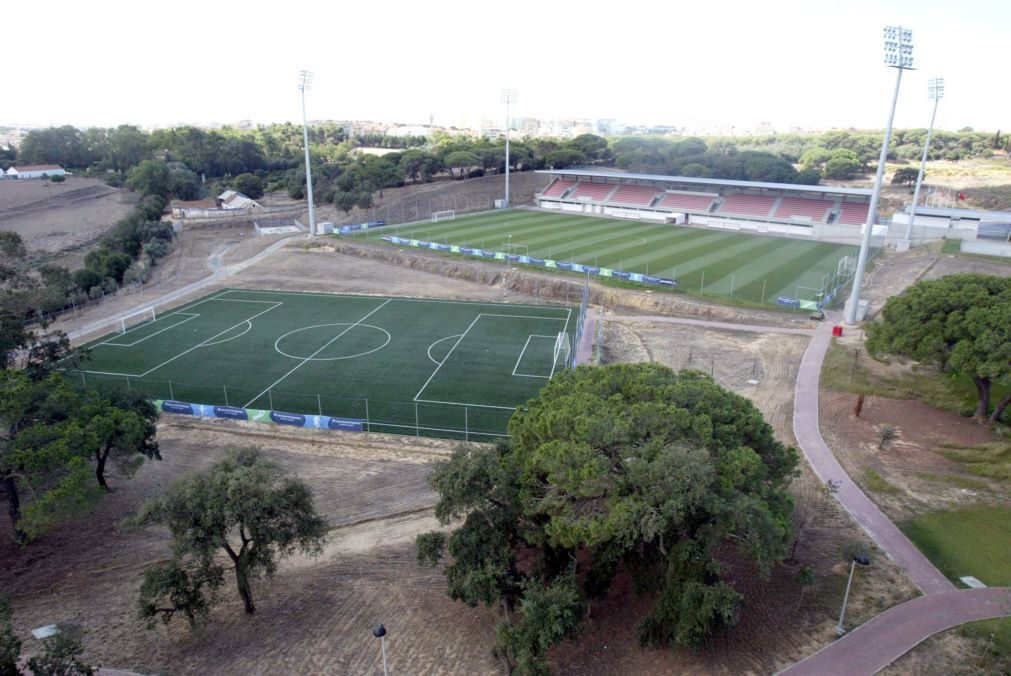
[100,313,200,347]
[139,302,283,377]
[200,321,254,347]
[414,398,517,411]
[71,369,144,378]
[243,299,392,408]
[427,334,463,365]
[273,323,391,361]
[479,313,569,321]
[220,288,572,313]
[512,335,556,378]
[413,315,482,402]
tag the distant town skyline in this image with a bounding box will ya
[5,0,1009,134]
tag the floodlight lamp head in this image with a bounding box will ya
[298,70,314,91]
[501,89,518,104]
[928,77,945,100]
[883,25,914,69]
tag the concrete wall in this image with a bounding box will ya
[961,239,1011,257]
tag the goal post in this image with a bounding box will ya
[504,242,528,256]
[553,331,572,371]
[118,307,156,334]
[431,210,455,223]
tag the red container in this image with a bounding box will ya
[832,325,843,337]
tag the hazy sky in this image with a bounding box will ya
[5,0,1009,133]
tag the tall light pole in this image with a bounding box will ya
[845,26,914,324]
[501,89,517,208]
[836,554,871,634]
[298,70,318,236]
[904,77,945,244]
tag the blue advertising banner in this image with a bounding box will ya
[571,263,585,273]
[529,257,545,265]
[270,411,306,426]
[506,254,521,262]
[628,273,644,282]
[583,266,600,275]
[435,243,451,251]
[482,250,497,258]
[657,277,677,287]
[518,255,531,264]
[777,297,802,308]
[161,400,194,415]
[328,417,365,432]
[612,271,632,280]
[417,240,430,248]
[214,406,248,421]
[460,247,474,255]
[556,262,572,271]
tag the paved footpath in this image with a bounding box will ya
[780,587,1011,675]
[793,314,954,596]
[607,313,816,335]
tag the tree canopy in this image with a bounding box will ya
[131,446,327,624]
[418,363,798,670]
[866,273,1011,422]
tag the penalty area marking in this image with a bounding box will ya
[512,335,557,378]
[99,313,200,347]
[274,323,392,361]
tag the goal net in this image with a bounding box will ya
[553,331,572,371]
[837,255,857,277]
[118,307,156,334]
[431,210,455,223]
[504,242,528,256]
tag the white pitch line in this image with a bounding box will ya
[222,288,572,313]
[413,314,482,402]
[414,398,517,411]
[139,303,283,377]
[100,313,200,347]
[511,335,556,378]
[242,299,392,408]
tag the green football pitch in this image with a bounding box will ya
[349,209,860,307]
[71,289,577,441]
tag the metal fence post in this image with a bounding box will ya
[81,371,86,387]
[169,380,174,400]
[761,280,767,305]
[268,389,274,411]
[465,406,469,442]
[126,377,131,393]
[223,386,229,407]
[415,402,420,437]
[700,270,705,295]
[365,397,370,433]
[318,394,323,416]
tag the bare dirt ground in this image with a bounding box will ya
[0,176,136,266]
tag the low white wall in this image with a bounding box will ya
[961,239,1011,257]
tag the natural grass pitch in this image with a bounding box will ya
[349,209,859,306]
[71,289,576,441]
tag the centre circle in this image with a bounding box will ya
[274,323,391,361]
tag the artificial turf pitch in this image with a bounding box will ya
[72,289,576,441]
[349,209,859,306]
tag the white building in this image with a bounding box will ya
[216,190,260,210]
[5,164,67,179]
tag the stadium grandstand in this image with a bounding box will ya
[535,169,883,244]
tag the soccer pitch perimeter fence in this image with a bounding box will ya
[68,289,580,442]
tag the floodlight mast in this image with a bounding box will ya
[845,26,914,324]
[904,77,944,242]
[501,89,517,208]
[298,70,317,236]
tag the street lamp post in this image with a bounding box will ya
[501,89,517,208]
[373,624,389,676]
[904,77,945,244]
[298,70,318,236]
[845,26,914,324]
[836,554,871,634]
